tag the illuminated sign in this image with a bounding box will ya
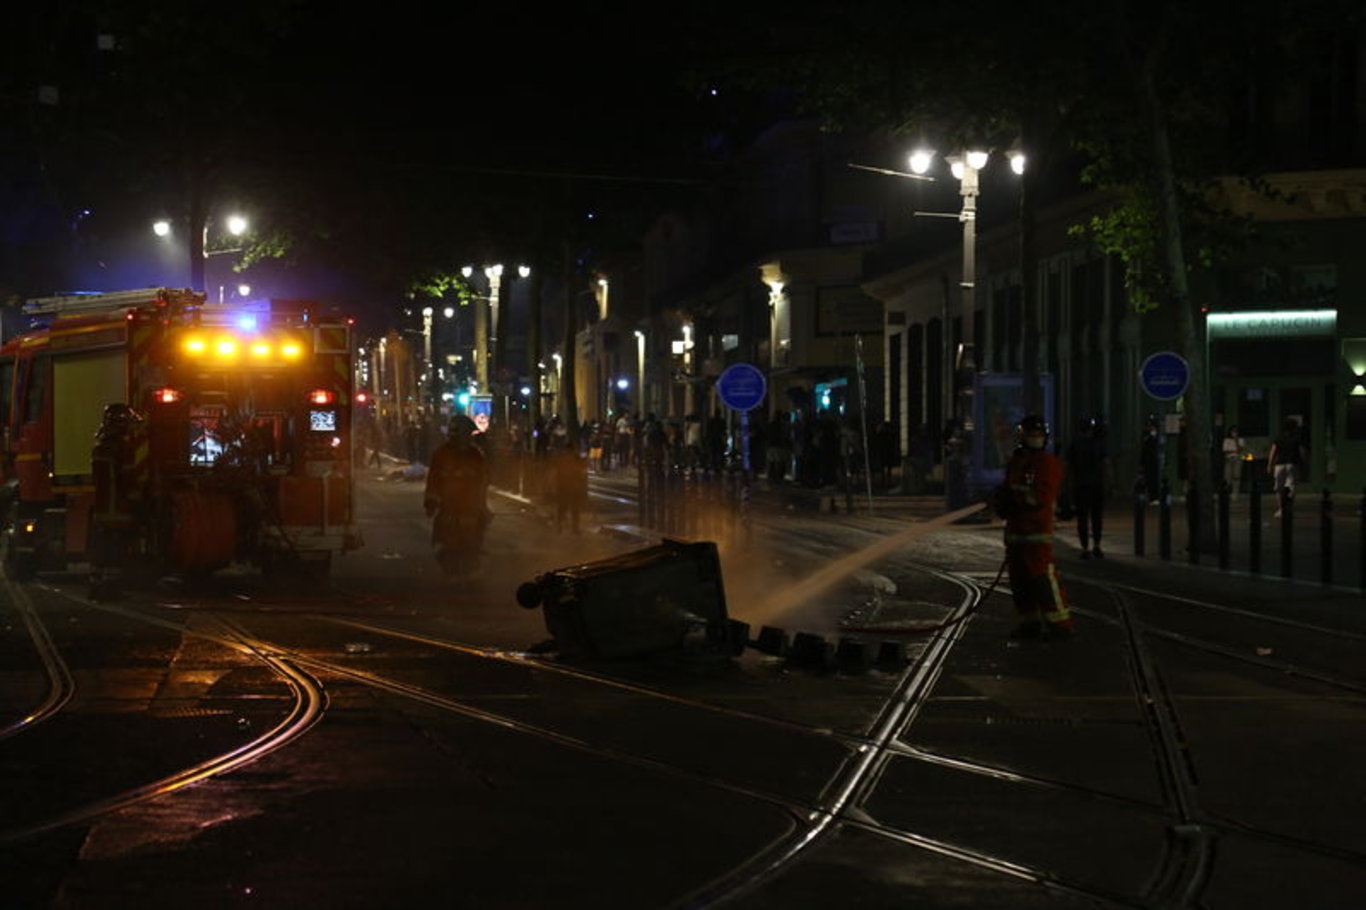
[1206,309,1337,339]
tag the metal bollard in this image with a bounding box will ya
[1281,487,1294,579]
[1159,477,1172,561]
[637,461,647,528]
[1134,478,1146,557]
[1360,488,1366,592]
[1218,481,1230,571]
[1249,475,1262,575]
[1321,489,1332,585]
[1187,482,1200,565]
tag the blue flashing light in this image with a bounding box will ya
[236,314,258,333]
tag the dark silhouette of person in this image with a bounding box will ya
[1066,415,1109,559]
[423,416,490,575]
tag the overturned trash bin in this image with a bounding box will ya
[516,538,733,660]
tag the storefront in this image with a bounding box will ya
[1207,309,1338,487]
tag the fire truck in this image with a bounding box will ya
[0,288,362,581]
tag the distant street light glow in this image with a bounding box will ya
[908,150,934,175]
[153,220,172,237]
[226,214,248,235]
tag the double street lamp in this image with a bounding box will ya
[152,212,250,298]
[908,147,1025,509]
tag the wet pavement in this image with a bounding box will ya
[0,464,1362,908]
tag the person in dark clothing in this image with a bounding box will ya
[551,448,589,533]
[424,416,490,576]
[1066,415,1110,559]
[1267,417,1306,516]
[89,403,144,599]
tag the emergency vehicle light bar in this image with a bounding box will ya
[179,330,307,364]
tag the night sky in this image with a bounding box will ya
[0,3,753,309]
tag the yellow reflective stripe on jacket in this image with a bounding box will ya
[1005,532,1053,544]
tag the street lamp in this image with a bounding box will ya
[909,147,1016,508]
[151,211,250,299]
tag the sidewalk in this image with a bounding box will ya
[588,464,1366,598]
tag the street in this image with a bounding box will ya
[1,467,1364,908]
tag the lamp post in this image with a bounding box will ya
[552,353,563,417]
[908,147,1024,509]
[634,330,646,416]
[421,306,435,412]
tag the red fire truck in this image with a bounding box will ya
[0,288,362,581]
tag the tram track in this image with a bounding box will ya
[0,587,326,847]
[3,491,1361,907]
[0,574,76,742]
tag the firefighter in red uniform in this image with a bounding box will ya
[423,415,490,576]
[994,415,1074,640]
[89,403,143,599]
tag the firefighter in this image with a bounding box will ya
[89,403,143,599]
[993,415,1074,641]
[423,415,490,576]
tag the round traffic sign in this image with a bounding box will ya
[716,363,767,411]
[1139,351,1189,401]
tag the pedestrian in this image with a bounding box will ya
[764,413,791,482]
[1267,417,1306,516]
[552,448,589,533]
[1066,415,1109,559]
[423,415,490,576]
[1221,425,1246,496]
[684,414,703,471]
[615,412,634,469]
[992,415,1074,641]
[1140,417,1163,503]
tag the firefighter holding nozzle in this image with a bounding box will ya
[991,415,1074,641]
[89,403,143,600]
[423,415,490,577]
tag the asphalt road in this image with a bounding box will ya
[1,468,1363,908]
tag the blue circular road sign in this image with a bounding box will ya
[716,363,767,411]
[1139,351,1190,401]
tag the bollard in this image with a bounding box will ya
[835,637,872,674]
[637,460,647,528]
[1187,482,1200,565]
[876,640,910,668]
[1249,475,1262,575]
[752,625,789,656]
[1159,477,1172,561]
[1133,478,1146,557]
[1321,489,1333,585]
[1218,481,1230,571]
[1280,487,1294,579]
[1360,488,1366,592]
[788,631,831,670]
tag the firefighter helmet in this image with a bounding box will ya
[1017,414,1049,448]
[96,403,138,440]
